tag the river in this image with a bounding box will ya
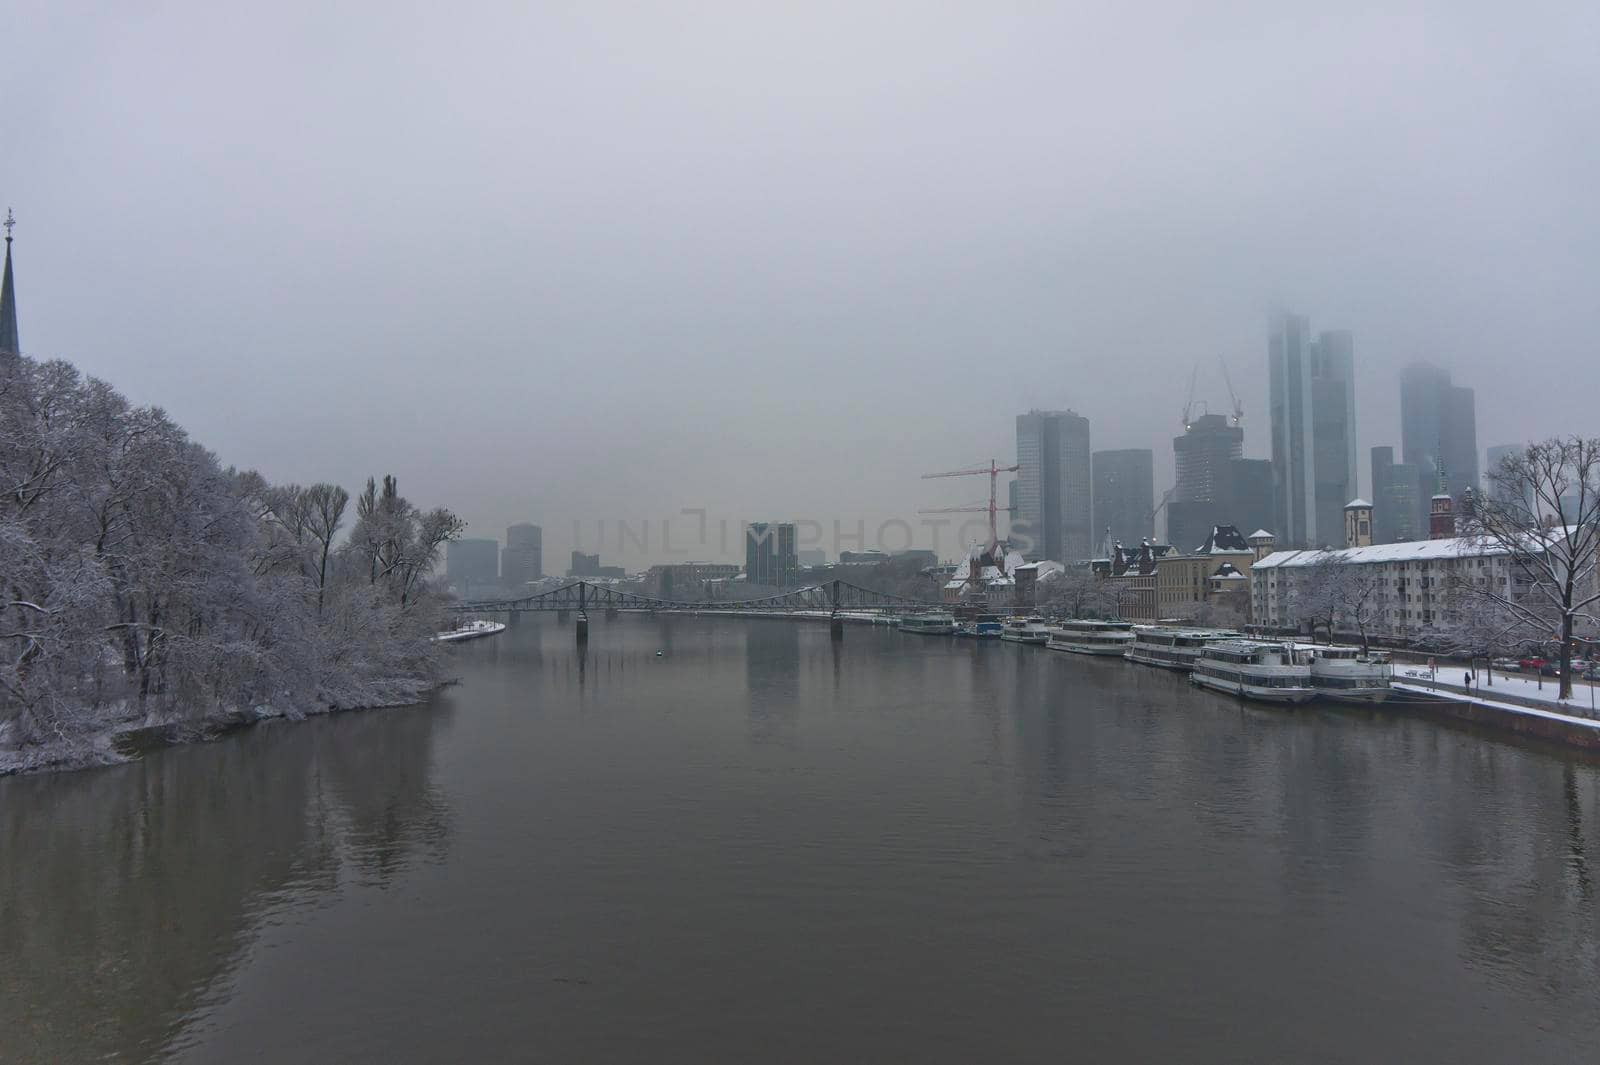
[3,616,1598,1063]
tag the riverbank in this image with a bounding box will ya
[0,677,437,778]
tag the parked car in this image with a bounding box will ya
[1518,657,1547,672]
[1584,667,1600,681]
[1492,658,1521,672]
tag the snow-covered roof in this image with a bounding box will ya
[1344,498,1372,509]
[943,547,1025,590]
[1252,535,1512,569]
[1248,529,1275,540]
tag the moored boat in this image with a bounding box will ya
[1000,616,1051,644]
[971,614,1004,638]
[434,619,507,643]
[1046,619,1135,655]
[1190,639,1316,704]
[898,612,958,635]
[1125,626,1244,670]
[1302,644,1393,702]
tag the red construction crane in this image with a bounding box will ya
[920,459,1020,549]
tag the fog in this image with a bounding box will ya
[6,1,1597,566]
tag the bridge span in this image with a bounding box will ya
[449,579,948,642]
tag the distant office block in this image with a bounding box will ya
[746,522,798,587]
[1092,449,1154,554]
[502,522,542,587]
[1269,313,1356,547]
[1015,409,1092,562]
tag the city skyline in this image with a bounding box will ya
[6,3,1595,568]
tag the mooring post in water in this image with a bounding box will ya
[830,613,844,640]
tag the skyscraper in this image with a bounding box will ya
[1,209,19,359]
[1220,457,1276,542]
[1400,362,1478,518]
[1268,313,1356,547]
[745,522,798,587]
[1015,410,1092,562]
[1168,414,1244,552]
[1485,443,1527,510]
[1369,445,1424,543]
[1091,449,1154,554]
[501,523,542,587]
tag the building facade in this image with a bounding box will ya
[648,562,742,599]
[745,522,798,587]
[1169,414,1244,552]
[1151,526,1257,621]
[1221,458,1276,542]
[568,551,625,579]
[1268,313,1357,548]
[1485,444,1525,508]
[446,538,499,592]
[1091,448,1154,555]
[1015,409,1093,563]
[1250,535,1518,636]
[1370,445,1424,544]
[1400,362,1479,508]
[501,523,543,588]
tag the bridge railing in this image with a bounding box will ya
[450,578,948,615]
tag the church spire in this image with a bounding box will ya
[0,209,18,358]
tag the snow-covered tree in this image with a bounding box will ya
[1467,438,1600,701]
[0,354,462,769]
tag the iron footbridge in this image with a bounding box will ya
[449,579,948,641]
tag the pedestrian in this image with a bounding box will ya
[1464,671,1472,689]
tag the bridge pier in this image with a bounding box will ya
[557,609,570,624]
[576,612,589,644]
[505,610,521,627]
[830,614,844,641]
[605,608,619,620]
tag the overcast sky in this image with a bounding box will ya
[5,1,1597,565]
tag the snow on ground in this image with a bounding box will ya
[1394,666,1600,710]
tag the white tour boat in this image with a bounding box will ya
[1125,627,1244,670]
[898,612,958,635]
[1302,644,1393,703]
[1000,617,1052,644]
[1190,639,1316,704]
[434,619,507,643]
[1046,619,1136,656]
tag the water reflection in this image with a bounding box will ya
[0,699,452,1064]
[5,621,1600,1064]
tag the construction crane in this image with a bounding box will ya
[920,459,1020,550]
[1180,364,1199,430]
[1220,356,1244,427]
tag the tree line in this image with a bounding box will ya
[1,355,463,770]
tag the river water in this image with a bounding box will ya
[3,616,1599,1063]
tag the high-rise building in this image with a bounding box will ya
[1484,443,1521,503]
[1268,313,1356,547]
[1220,458,1276,542]
[1091,449,1154,555]
[1400,362,1478,528]
[1168,414,1244,552]
[1369,445,1424,543]
[1,210,19,358]
[1015,410,1092,562]
[501,522,542,587]
[745,522,798,587]
[446,537,499,591]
